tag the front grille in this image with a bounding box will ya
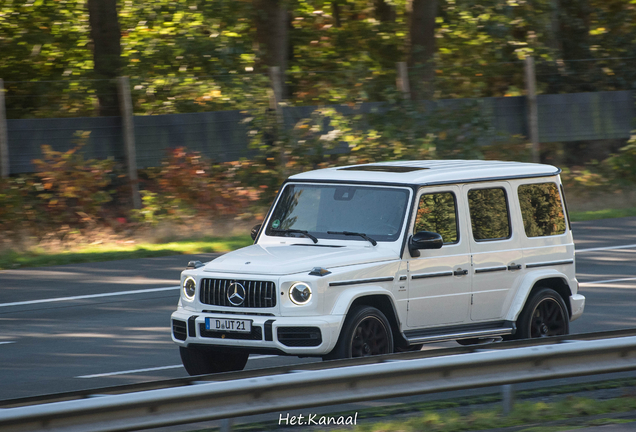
[172,319,187,341]
[277,327,322,347]
[199,323,263,340]
[200,279,276,308]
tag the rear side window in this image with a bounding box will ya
[468,188,511,241]
[518,182,566,237]
[414,192,458,244]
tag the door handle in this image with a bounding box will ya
[453,269,468,276]
[507,264,522,271]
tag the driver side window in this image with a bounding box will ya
[414,192,459,244]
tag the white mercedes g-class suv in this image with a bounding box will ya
[171,160,585,375]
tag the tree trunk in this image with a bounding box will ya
[255,0,289,97]
[375,0,396,23]
[88,0,121,117]
[332,1,342,28]
[557,0,593,91]
[408,0,438,99]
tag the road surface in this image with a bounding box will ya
[1,217,635,401]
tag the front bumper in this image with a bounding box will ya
[570,294,585,321]
[171,308,343,356]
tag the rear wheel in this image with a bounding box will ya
[324,306,394,360]
[179,346,249,376]
[515,288,569,339]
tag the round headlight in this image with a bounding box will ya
[183,276,196,300]
[289,282,312,305]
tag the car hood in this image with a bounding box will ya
[203,244,399,275]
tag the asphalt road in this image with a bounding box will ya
[1,217,636,401]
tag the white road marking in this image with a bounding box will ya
[76,355,277,378]
[77,365,183,378]
[577,243,636,253]
[0,341,15,345]
[0,286,180,308]
[580,276,636,286]
[5,242,633,309]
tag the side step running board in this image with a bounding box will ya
[404,321,516,345]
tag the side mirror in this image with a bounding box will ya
[409,231,443,257]
[251,224,262,241]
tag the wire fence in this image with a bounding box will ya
[1,57,636,175]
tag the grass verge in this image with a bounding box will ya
[221,378,636,432]
[2,206,636,270]
[0,235,253,270]
[570,206,636,222]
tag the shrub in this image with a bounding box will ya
[0,135,119,239]
[134,147,261,224]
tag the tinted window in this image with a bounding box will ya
[518,183,566,237]
[266,184,410,242]
[468,188,511,241]
[414,192,458,244]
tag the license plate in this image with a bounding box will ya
[205,317,252,333]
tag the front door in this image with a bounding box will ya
[406,186,472,328]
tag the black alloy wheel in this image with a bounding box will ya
[515,287,569,339]
[529,296,568,337]
[324,306,394,360]
[350,315,391,357]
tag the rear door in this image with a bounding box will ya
[462,182,524,321]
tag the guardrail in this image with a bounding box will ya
[2,333,636,432]
[4,327,636,410]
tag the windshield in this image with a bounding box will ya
[265,183,410,243]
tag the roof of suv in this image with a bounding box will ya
[289,160,560,186]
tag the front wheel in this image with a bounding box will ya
[179,346,249,376]
[515,288,569,339]
[324,306,394,360]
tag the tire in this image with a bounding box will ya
[514,287,569,340]
[324,306,394,360]
[179,346,249,376]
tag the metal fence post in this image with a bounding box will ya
[0,79,9,177]
[502,384,515,415]
[220,418,233,432]
[525,56,540,163]
[117,76,141,209]
[396,62,411,100]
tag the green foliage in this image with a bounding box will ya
[341,98,492,164]
[240,98,492,204]
[602,134,636,185]
[327,395,636,432]
[3,0,636,118]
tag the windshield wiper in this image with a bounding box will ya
[271,229,318,244]
[327,231,377,246]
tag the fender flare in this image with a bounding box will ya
[329,286,402,341]
[505,269,573,322]
[330,285,397,316]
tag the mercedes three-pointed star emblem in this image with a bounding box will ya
[227,282,246,306]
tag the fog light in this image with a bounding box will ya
[289,282,312,305]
